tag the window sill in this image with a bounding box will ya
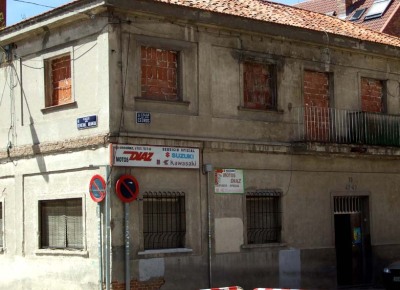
[138,248,193,258]
[41,101,77,114]
[238,106,283,114]
[135,97,190,106]
[35,249,88,257]
[241,243,287,250]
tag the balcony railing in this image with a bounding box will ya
[294,107,400,147]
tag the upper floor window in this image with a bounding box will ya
[243,61,277,110]
[0,202,3,248]
[246,190,282,244]
[40,198,83,250]
[143,191,186,250]
[141,46,179,102]
[361,77,385,113]
[44,54,72,107]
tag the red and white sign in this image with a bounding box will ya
[214,169,244,194]
[111,144,199,169]
[200,287,243,290]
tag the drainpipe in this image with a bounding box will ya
[203,164,213,288]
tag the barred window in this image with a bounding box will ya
[0,202,3,248]
[40,198,83,250]
[143,191,186,250]
[246,190,282,244]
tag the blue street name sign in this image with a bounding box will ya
[136,112,151,124]
[77,115,98,130]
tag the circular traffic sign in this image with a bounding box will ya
[115,175,139,203]
[89,174,107,202]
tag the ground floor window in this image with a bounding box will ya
[246,190,282,244]
[143,191,186,250]
[40,198,83,249]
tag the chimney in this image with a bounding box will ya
[0,0,5,27]
[337,0,353,19]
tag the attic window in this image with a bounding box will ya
[350,8,367,20]
[325,11,336,16]
[364,0,392,20]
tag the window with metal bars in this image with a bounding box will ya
[143,191,186,250]
[0,202,3,248]
[40,198,83,250]
[246,190,282,244]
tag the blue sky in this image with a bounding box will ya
[8,0,302,26]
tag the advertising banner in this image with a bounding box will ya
[214,169,244,194]
[112,144,199,169]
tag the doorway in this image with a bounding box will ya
[334,196,372,287]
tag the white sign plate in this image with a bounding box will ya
[214,169,244,194]
[112,144,199,169]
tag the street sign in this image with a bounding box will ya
[136,112,151,124]
[77,115,98,130]
[115,175,139,203]
[89,174,106,202]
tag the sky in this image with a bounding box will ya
[7,0,302,26]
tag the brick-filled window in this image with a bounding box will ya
[45,54,72,107]
[246,190,282,244]
[143,191,185,250]
[0,202,2,248]
[303,70,331,141]
[243,61,276,110]
[40,198,83,250]
[361,77,385,113]
[141,46,179,101]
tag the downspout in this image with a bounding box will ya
[203,164,213,288]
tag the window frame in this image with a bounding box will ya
[360,76,387,113]
[35,195,87,256]
[41,48,75,110]
[241,59,278,111]
[141,191,186,251]
[244,190,282,245]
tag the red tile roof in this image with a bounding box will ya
[295,0,400,33]
[4,0,400,49]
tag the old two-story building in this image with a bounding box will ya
[0,0,400,289]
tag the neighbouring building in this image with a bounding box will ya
[295,0,400,36]
[0,0,400,289]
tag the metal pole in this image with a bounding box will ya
[203,164,213,288]
[97,203,103,290]
[105,165,111,290]
[125,202,130,290]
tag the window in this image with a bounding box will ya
[45,54,72,107]
[141,46,179,102]
[143,191,185,250]
[350,8,367,21]
[364,0,392,20]
[0,202,2,248]
[40,198,83,250]
[361,77,385,113]
[246,190,282,244]
[243,61,277,110]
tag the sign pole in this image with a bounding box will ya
[125,203,130,290]
[105,165,111,290]
[97,203,103,290]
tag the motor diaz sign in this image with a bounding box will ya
[112,144,199,169]
[214,169,245,194]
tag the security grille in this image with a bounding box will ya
[40,198,83,249]
[143,191,186,250]
[334,196,362,214]
[0,202,2,247]
[246,190,282,244]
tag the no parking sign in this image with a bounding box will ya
[115,175,140,203]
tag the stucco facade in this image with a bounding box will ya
[0,0,400,289]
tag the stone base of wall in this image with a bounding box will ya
[110,278,165,290]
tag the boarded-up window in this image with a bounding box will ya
[243,61,276,110]
[361,77,385,113]
[40,198,83,249]
[141,47,179,101]
[0,202,2,247]
[246,190,282,244]
[143,191,185,249]
[45,54,72,107]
